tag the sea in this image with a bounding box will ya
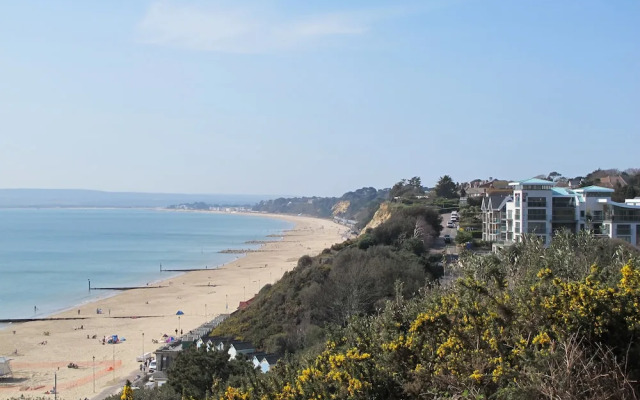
[0,208,293,325]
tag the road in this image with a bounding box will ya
[435,212,458,260]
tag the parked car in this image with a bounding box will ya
[447,221,455,228]
[148,359,156,373]
[443,234,452,244]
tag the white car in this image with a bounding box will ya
[148,359,157,373]
[447,221,455,228]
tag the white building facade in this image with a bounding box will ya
[483,178,639,250]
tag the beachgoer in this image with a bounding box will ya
[77,309,80,315]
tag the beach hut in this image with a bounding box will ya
[0,357,13,378]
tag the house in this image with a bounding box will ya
[207,336,234,351]
[155,342,184,372]
[598,175,628,189]
[260,354,281,373]
[483,178,638,251]
[251,352,267,369]
[466,187,487,198]
[481,194,512,242]
[228,341,256,360]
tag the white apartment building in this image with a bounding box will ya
[482,178,640,249]
[599,197,640,248]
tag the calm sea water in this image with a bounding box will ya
[0,209,292,323]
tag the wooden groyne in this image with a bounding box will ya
[89,286,166,291]
[218,249,267,254]
[0,317,88,323]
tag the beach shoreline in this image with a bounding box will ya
[0,212,349,400]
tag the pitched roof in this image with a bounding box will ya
[230,341,255,351]
[262,354,281,365]
[486,194,510,211]
[598,175,628,188]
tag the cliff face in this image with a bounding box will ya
[331,200,350,216]
[360,202,392,235]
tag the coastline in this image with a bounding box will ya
[0,208,286,324]
[0,212,349,400]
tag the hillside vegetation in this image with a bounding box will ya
[219,232,640,399]
[252,187,389,228]
[209,204,444,355]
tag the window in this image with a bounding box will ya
[580,210,585,218]
[528,197,546,207]
[507,210,512,219]
[515,209,520,220]
[528,209,546,220]
[515,194,521,207]
[515,222,520,233]
[584,192,611,198]
[617,224,631,235]
[527,222,547,234]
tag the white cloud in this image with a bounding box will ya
[136,2,385,53]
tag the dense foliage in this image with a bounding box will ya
[219,232,640,399]
[251,187,388,227]
[434,175,459,199]
[210,205,443,355]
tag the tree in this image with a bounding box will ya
[389,177,425,199]
[167,346,255,399]
[547,171,563,181]
[434,175,458,198]
[408,176,422,189]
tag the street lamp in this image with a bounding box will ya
[142,332,144,369]
[178,316,181,335]
[93,356,96,393]
[243,286,246,300]
[112,343,115,382]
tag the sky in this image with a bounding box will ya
[0,0,638,197]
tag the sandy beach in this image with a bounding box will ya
[0,213,348,400]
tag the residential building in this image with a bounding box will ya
[600,197,640,247]
[483,178,639,250]
[481,194,512,242]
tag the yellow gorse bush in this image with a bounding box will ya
[222,257,640,399]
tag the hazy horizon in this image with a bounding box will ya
[1,1,637,196]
